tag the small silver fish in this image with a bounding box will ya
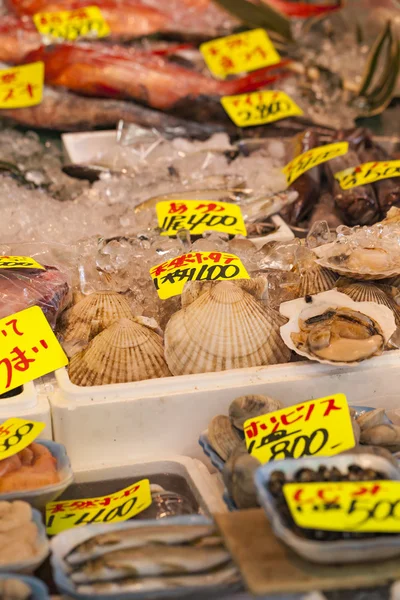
[66,523,216,566]
[242,190,299,223]
[71,544,230,583]
[76,564,240,595]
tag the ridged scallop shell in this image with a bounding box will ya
[181,277,268,308]
[61,292,134,344]
[279,290,396,366]
[314,243,400,281]
[297,264,338,297]
[337,280,400,326]
[165,281,291,376]
[68,318,171,386]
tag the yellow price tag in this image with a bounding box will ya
[244,394,355,464]
[334,160,400,190]
[221,90,303,128]
[284,480,400,533]
[156,200,246,237]
[150,251,250,300]
[33,6,110,41]
[283,142,349,186]
[0,306,68,395]
[46,479,152,535]
[0,418,45,460]
[200,28,280,80]
[0,62,43,110]
[0,256,45,270]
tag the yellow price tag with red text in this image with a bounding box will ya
[150,251,249,300]
[33,6,110,41]
[0,306,68,395]
[221,90,303,128]
[200,28,280,80]
[46,479,152,535]
[244,394,355,464]
[284,480,400,533]
[0,418,45,460]
[0,63,43,109]
[156,200,246,237]
[334,160,400,190]
[0,256,45,270]
[283,142,349,186]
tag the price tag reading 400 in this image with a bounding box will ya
[244,394,355,464]
[284,480,400,533]
[200,28,280,80]
[0,306,68,395]
[221,90,303,128]
[46,479,152,535]
[156,200,247,237]
[150,251,249,300]
[0,418,45,460]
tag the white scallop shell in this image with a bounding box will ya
[279,290,396,366]
[165,281,290,375]
[313,242,400,280]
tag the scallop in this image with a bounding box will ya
[229,395,283,430]
[61,292,134,344]
[296,263,338,297]
[68,318,171,386]
[280,290,396,366]
[181,277,268,309]
[165,281,291,376]
[314,243,400,280]
[337,280,400,325]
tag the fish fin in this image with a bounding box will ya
[227,61,292,95]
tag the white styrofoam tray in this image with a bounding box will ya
[50,349,400,471]
[70,455,226,516]
[62,130,117,164]
[0,382,52,439]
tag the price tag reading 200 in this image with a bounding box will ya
[244,394,355,464]
[150,251,249,300]
[0,417,45,460]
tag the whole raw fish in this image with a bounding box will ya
[0,15,41,63]
[1,86,231,136]
[24,43,286,117]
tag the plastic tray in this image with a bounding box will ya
[0,509,49,574]
[0,440,73,509]
[51,515,239,600]
[0,573,49,599]
[255,452,400,564]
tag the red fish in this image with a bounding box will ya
[24,43,289,113]
[0,15,41,63]
[260,0,342,17]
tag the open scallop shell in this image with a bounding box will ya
[165,281,291,376]
[336,280,400,326]
[68,318,171,386]
[279,290,396,366]
[61,292,134,344]
[313,242,400,281]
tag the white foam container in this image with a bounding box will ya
[50,349,400,471]
[62,130,117,164]
[0,382,52,439]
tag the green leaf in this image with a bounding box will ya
[212,0,293,41]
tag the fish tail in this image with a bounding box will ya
[225,60,292,95]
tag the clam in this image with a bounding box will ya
[222,446,259,509]
[207,415,242,461]
[352,419,361,444]
[229,394,283,430]
[68,318,171,386]
[165,281,291,376]
[337,280,400,325]
[280,290,396,365]
[314,242,400,281]
[356,408,386,431]
[360,424,400,451]
[343,445,399,467]
[61,292,134,344]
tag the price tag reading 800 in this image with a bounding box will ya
[0,418,45,459]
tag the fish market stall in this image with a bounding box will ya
[1,0,400,598]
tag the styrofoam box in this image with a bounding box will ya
[0,382,52,438]
[50,349,400,472]
[62,130,117,164]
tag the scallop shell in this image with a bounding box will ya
[207,415,242,461]
[68,318,171,386]
[297,263,338,297]
[61,292,134,344]
[314,242,400,280]
[337,280,400,325]
[165,281,291,376]
[229,395,283,430]
[181,277,268,308]
[279,290,396,366]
